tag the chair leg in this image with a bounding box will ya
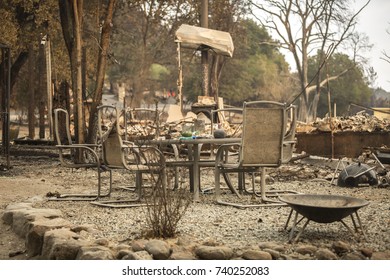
[215,167,243,206]
[215,166,221,199]
[172,166,179,190]
[135,170,142,198]
[166,144,180,190]
[222,173,241,196]
[89,170,145,208]
[90,163,168,208]
[259,167,286,205]
[48,167,112,201]
[215,167,287,208]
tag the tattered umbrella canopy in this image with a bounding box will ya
[175,24,234,57]
[174,24,234,111]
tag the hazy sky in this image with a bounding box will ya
[355,0,390,91]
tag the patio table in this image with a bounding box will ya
[134,137,241,201]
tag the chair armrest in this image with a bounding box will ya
[122,145,166,170]
[56,144,101,168]
[215,143,241,166]
[283,140,296,145]
[122,140,135,146]
[56,144,99,151]
[282,139,297,164]
[60,143,99,148]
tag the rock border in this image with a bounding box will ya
[2,201,389,260]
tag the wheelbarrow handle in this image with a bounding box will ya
[351,166,376,179]
[371,153,386,169]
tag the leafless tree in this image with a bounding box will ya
[87,0,117,144]
[59,0,117,146]
[251,0,371,122]
[381,26,390,64]
[59,0,85,144]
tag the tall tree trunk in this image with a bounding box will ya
[87,0,117,144]
[0,51,28,93]
[298,95,308,122]
[58,0,84,146]
[38,41,46,139]
[28,45,35,139]
[210,55,219,101]
[209,55,227,103]
[310,92,320,121]
[72,0,84,144]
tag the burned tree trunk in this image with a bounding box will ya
[28,45,36,139]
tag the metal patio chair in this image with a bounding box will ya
[49,108,112,201]
[124,106,182,190]
[90,105,167,208]
[214,101,298,208]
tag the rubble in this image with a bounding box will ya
[118,107,243,140]
[296,111,390,134]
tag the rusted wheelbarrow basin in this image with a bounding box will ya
[280,194,369,243]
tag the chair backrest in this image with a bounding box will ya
[54,108,98,168]
[98,105,126,168]
[240,101,287,167]
[123,107,161,141]
[54,108,73,146]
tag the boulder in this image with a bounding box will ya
[26,217,72,257]
[258,241,286,252]
[195,245,233,260]
[169,250,196,260]
[122,250,153,260]
[315,248,338,260]
[11,208,63,238]
[41,228,89,260]
[242,249,272,260]
[144,239,172,260]
[76,245,115,260]
[332,241,351,255]
[295,244,318,256]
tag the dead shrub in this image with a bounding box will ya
[139,148,191,239]
[143,180,191,239]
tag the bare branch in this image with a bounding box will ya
[381,52,390,64]
[306,68,350,93]
[381,26,390,64]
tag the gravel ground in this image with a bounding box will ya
[1,146,389,257]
